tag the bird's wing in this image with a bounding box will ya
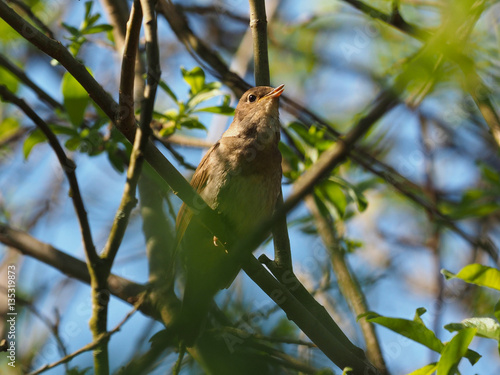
[175,142,220,243]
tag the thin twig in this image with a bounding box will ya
[171,343,186,375]
[28,294,146,375]
[116,0,142,138]
[249,0,270,86]
[0,54,63,109]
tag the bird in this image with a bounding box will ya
[175,84,284,346]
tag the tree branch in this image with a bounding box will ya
[0,53,63,109]
[305,195,387,372]
[27,295,145,375]
[6,0,55,38]
[0,223,147,307]
[249,0,270,86]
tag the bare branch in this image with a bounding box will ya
[27,295,145,375]
[0,54,63,109]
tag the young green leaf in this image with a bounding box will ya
[444,317,500,341]
[442,264,500,291]
[318,180,347,218]
[436,328,477,375]
[159,80,178,102]
[188,89,224,109]
[65,137,81,151]
[83,24,113,35]
[361,310,444,353]
[407,363,438,375]
[62,22,81,37]
[23,129,46,159]
[194,105,235,115]
[61,71,90,127]
[181,66,205,95]
[329,176,368,212]
[180,117,206,130]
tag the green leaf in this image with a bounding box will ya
[444,317,500,340]
[180,117,206,130]
[23,129,46,159]
[194,105,235,116]
[65,137,81,151]
[288,121,316,145]
[159,80,178,101]
[319,180,347,218]
[84,14,101,29]
[442,264,500,291]
[83,24,113,35]
[363,309,481,366]
[61,71,90,127]
[107,147,125,173]
[0,117,20,143]
[362,310,444,353]
[158,124,176,137]
[181,66,205,95]
[407,363,438,375]
[436,328,477,375]
[84,0,93,20]
[188,89,224,109]
[329,176,368,212]
[49,124,79,137]
[62,22,81,37]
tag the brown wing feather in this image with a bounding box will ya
[175,142,220,243]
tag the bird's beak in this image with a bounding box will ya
[260,84,285,101]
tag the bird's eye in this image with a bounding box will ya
[248,94,257,102]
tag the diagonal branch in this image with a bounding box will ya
[0,54,63,109]
[6,0,55,38]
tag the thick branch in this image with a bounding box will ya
[249,0,270,86]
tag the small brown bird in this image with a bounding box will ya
[175,85,284,345]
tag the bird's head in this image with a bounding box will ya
[224,85,284,140]
[234,84,285,123]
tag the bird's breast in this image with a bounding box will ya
[201,136,282,236]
